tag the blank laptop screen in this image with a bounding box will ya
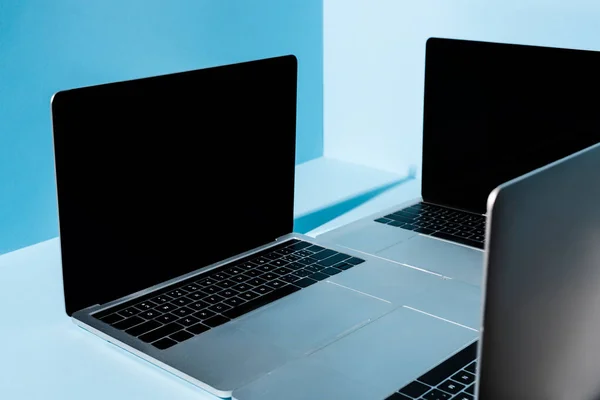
[423,38,600,214]
[51,55,298,316]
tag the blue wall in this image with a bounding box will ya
[0,0,323,254]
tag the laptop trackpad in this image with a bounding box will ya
[232,281,394,356]
[377,235,484,287]
[233,306,478,400]
[326,222,416,254]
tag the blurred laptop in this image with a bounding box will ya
[53,55,481,399]
[318,37,600,289]
[384,141,600,400]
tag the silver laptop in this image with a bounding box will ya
[384,141,600,400]
[52,55,480,399]
[318,37,600,290]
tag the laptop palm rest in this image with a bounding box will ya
[377,235,484,287]
[233,306,478,400]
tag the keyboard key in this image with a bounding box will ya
[178,316,200,326]
[247,277,267,287]
[265,279,286,289]
[263,252,281,260]
[455,231,474,239]
[188,323,210,335]
[422,388,451,399]
[261,272,280,280]
[113,316,144,330]
[334,262,353,270]
[311,249,337,261]
[438,379,465,394]
[304,264,324,273]
[321,267,342,276]
[203,315,231,328]
[134,300,157,311]
[281,254,300,262]
[388,220,405,227]
[215,279,236,289]
[155,313,178,324]
[193,309,216,320]
[188,300,210,310]
[223,297,246,307]
[170,330,194,342]
[288,241,312,251]
[251,256,270,265]
[346,257,365,265]
[399,380,430,398]
[219,289,239,298]
[182,283,200,292]
[308,272,329,281]
[464,384,475,394]
[186,291,205,300]
[472,235,484,242]
[273,267,293,275]
[375,217,392,224]
[258,264,276,272]
[318,253,351,267]
[99,313,124,325]
[237,262,255,270]
[451,370,475,385]
[223,285,300,319]
[385,214,413,224]
[279,274,300,284]
[139,309,162,319]
[292,269,312,278]
[200,285,222,294]
[139,322,184,343]
[232,283,252,292]
[244,269,262,277]
[151,294,173,304]
[431,232,484,249]
[293,277,317,288]
[203,294,225,304]
[464,362,477,374]
[296,257,316,266]
[166,289,187,298]
[125,320,162,337]
[225,266,244,275]
[294,250,312,258]
[414,227,436,235]
[152,337,177,350]
[274,247,294,256]
[156,303,178,313]
[172,306,195,317]
[240,291,260,301]
[195,278,216,286]
[286,262,305,270]
[305,244,325,252]
[253,285,274,295]
[418,342,477,386]
[118,307,140,318]
[208,303,232,313]
[232,274,249,283]
[172,297,194,307]
[212,272,230,281]
[269,259,289,268]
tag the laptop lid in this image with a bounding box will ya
[51,55,298,316]
[479,141,600,399]
[422,37,600,214]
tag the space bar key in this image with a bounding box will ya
[223,284,300,319]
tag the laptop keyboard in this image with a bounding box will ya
[93,239,365,350]
[386,341,478,400]
[375,202,485,250]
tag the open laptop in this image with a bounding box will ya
[51,55,481,399]
[384,140,600,400]
[318,37,600,289]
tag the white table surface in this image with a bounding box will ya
[0,158,419,399]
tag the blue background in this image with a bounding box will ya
[0,0,323,254]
